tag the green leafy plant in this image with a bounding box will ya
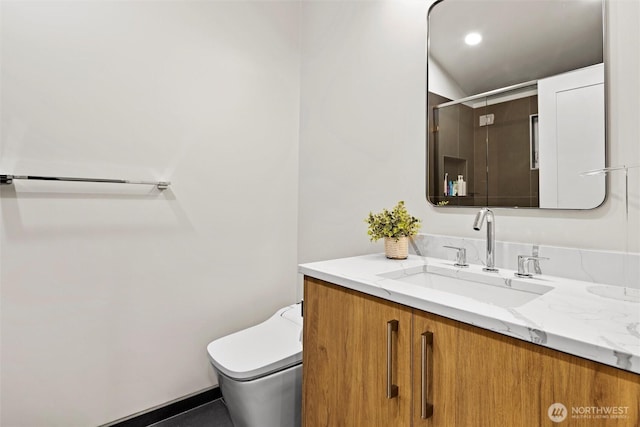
[365,201,421,242]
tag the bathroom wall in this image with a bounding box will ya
[298,0,431,263]
[0,2,300,426]
[1,0,638,425]
[298,0,640,266]
[428,57,467,101]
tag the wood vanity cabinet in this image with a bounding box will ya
[302,277,412,426]
[303,277,640,427]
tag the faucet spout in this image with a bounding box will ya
[472,208,487,231]
[473,208,498,272]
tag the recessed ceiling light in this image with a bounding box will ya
[465,32,482,46]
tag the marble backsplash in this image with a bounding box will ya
[411,234,640,289]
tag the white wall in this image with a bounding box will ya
[298,0,640,266]
[298,0,431,263]
[0,2,300,426]
[428,56,467,100]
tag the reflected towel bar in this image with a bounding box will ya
[580,164,640,220]
[435,79,538,109]
[579,164,640,176]
[0,174,170,190]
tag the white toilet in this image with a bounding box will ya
[207,303,303,427]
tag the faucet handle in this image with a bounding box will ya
[443,246,469,268]
[516,255,549,278]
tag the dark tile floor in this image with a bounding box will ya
[149,399,234,427]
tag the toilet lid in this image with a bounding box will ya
[207,303,303,381]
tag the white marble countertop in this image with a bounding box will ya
[299,254,640,375]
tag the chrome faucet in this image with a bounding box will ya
[443,246,469,268]
[515,255,549,278]
[473,208,498,272]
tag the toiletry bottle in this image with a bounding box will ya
[453,181,458,196]
[444,173,448,196]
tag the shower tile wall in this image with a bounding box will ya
[474,95,539,207]
[431,92,539,207]
[430,92,475,207]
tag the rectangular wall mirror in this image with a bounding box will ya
[426,0,605,209]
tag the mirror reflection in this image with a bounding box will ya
[427,0,605,209]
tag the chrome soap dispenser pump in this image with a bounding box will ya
[473,208,498,272]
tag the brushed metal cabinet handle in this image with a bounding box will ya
[386,319,399,399]
[421,331,434,419]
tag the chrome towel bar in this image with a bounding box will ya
[0,174,170,190]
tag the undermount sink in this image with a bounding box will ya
[380,264,554,308]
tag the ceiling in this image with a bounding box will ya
[428,0,604,97]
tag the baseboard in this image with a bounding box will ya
[101,386,222,427]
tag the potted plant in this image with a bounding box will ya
[365,201,421,259]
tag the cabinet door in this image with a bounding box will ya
[303,277,412,427]
[537,344,640,427]
[413,310,640,427]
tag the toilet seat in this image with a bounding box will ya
[207,303,303,381]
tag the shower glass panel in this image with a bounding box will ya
[431,84,538,208]
[484,84,539,207]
